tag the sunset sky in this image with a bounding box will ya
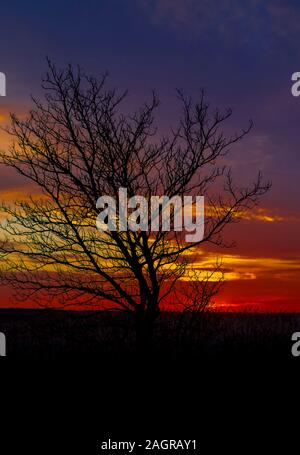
[0,0,300,311]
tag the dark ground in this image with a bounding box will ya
[0,308,299,360]
[1,309,298,455]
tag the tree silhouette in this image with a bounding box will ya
[0,62,270,351]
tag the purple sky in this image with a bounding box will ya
[0,0,300,309]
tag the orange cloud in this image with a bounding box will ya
[180,249,300,283]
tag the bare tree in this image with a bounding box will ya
[0,62,270,351]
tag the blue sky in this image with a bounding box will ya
[0,0,300,230]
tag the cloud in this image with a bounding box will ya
[0,185,44,203]
[180,249,300,283]
[138,0,300,47]
[203,201,300,223]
